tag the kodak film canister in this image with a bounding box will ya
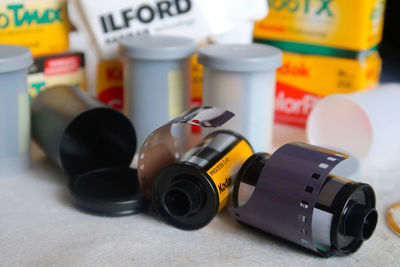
[152,130,253,230]
[232,143,377,257]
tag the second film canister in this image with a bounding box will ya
[152,130,253,230]
[232,143,377,257]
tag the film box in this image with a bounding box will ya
[28,52,86,100]
[274,51,381,127]
[73,0,211,60]
[0,0,70,57]
[254,0,386,52]
[254,0,385,127]
[96,59,124,111]
[191,54,203,108]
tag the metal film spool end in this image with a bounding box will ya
[234,153,269,208]
[152,163,220,230]
[164,180,203,217]
[343,202,378,241]
[239,153,269,185]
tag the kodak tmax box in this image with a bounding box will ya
[0,0,70,56]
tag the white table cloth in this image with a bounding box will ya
[1,124,399,266]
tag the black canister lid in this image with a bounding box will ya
[69,168,147,216]
[59,107,146,216]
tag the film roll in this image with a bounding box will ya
[137,106,254,230]
[232,143,377,256]
[152,130,253,230]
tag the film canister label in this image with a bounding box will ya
[207,139,253,212]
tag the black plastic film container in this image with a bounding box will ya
[31,85,146,216]
[152,130,253,230]
[232,143,377,257]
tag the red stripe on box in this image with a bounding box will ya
[274,82,321,128]
[44,56,81,76]
[98,86,123,111]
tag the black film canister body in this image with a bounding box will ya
[31,86,146,216]
[152,130,253,230]
[232,143,377,257]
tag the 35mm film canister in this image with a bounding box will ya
[152,130,253,230]
[120,35,196,149]
[232,143,377,257]
[0,45,32,177]
[198,43,282,152]
[32,86,146,216]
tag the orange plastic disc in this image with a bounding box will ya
[387,202,400,236]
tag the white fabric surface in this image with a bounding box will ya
[1,124,399,266]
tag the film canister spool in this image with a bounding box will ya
[152,130,253,230]
[232,143,377,256]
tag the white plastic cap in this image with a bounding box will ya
[307,84,400,160]
[307,95,373,159]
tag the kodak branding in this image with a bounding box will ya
[254,0,386,51]
[96,60,124,111]
[206,139,253,212]
[0,0,69,56]
[274,51,381,127]
[190,54,203,133]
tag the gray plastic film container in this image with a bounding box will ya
[198,44,282,152]
[0,45,33,177]
[120,35,196,148]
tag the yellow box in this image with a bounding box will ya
[191,54,203,104]
[274,51,381,127]
[96,59,124,111]
[254,0,386,52]
[0,0,69,56]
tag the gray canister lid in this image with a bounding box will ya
[198,43,282,72]
[119,35,196,60]
[0,44,33,73]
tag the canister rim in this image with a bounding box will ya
[58,106,137,179]
[198,43,282,72]
[119,35,196,60]
[69,167,148,216]
[0,45,33,73]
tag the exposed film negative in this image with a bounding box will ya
[232,143,377,256]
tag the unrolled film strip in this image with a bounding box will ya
[232,143,347,253]
[137,106,234,198]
